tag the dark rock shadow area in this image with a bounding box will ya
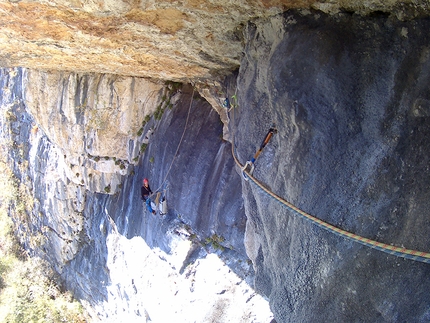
[234,10,430,322]
[107,84,252,279]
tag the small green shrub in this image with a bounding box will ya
[140,143,148,153]
[212,241,225,251]
[154,104,165,120]
[104,185,111,193]
[203,234,226,252]
[165,81,182,92]
[211,233,225,243]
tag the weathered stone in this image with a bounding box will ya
[1,1,429,82]
[24,69,165,193]
[1,68,270,321]
[236,10,430,322]
[2,2,430,322]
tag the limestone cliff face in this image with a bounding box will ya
[235,11,430,322]
[24,70,165,194]
[1,0,429,81]
[1,68,272,322]
[2,3,430,323]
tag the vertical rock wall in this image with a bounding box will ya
[3,6,430,323]
[24,70,165,194]
[235,11,430,322]
[0,69,177,278]
[1,67,272,322]
[58,85,273,321]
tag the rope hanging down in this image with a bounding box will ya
[152,87,195,194]
[229,99,430,264]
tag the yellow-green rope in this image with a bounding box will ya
[230,104,430,264]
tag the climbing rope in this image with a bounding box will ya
[152,86,195,194]
[229,95,430,264]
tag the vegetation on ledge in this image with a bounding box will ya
[0,160,87,323]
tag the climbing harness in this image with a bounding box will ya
[242,125,277,180]
[230,95,430,264]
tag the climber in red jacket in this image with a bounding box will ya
[141,178,156,214]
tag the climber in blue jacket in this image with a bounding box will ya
[141,178,156,214]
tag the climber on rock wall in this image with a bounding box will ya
[141,178,156,215]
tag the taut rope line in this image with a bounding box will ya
[153,87,195,194]
[229,96,430,264]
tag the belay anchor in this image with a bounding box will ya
[242,124,277,180]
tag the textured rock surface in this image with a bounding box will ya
[1,68,88,271]
[24,69,165,194]
[1,1,429,81]
[234,10,430,322]
[1,69,272,321]
[2,4,430,323]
